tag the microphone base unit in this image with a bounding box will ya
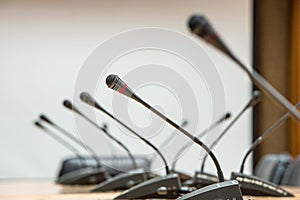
[114,173,182,199]
[231,172,294,197]
[178,180,243,200]
[57,167,109,185]
[171,170,193,182]
[183,171,219,188]
[91,169,158,192]
[58,156,151,177]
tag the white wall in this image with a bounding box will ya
[0,0,253,179]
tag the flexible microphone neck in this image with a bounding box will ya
[153,120,187,166]
[80,92,170,175]
[63,100,137,169]
[200,91,262,172]
[34,121,82,159]
[188,15,300,121]
[171,112,230,171]
[39,114,102,168]
[239,101,300,173]
[106,75,225,182]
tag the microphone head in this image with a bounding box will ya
[188,14,231,56]
[34,121,44,129]
[224,112,231,120]
[80,92,96,107]
[249,90,262,107]
[63,100,73,110]
[182,120,188,127]
[106,74,135,98]
[189,15,214,38]
[39,114,53,125]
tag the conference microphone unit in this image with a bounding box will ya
[230,101,300,197]
[106,74,243,200]
[63,100,138,171]
[185,90,261,189]
[39,114,109,185]
[34,121,109,185]
[80,92,163,191]
[188,15,300,121]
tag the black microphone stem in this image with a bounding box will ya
[172,114,228,171]
[239,101,300,173]
[132,93,224,182]
[77,110,137,169]
[41,116,103,168]
[63,101,138,170]
[81,94,170,175]
[35,122,85,166]
[200,104,249,172]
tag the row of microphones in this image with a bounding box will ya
[188,15,300,121]
[63,100,138,170]
[79,92,171,191]
[34,101,155,187]
[39,114,103,169]
[33,120,109,185]
[105,74,244,200]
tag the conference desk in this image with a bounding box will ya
[0,179,300,200]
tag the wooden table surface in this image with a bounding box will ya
[0,179,300,200]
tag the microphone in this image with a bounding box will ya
[106,74,244,200]
[188,15,300,121]
[106,74,224,181]
[229,102,300,197]
[171,112,231,172]
[39,114,103,168]
[62,100,137,170]
[183,91,261,189]
[34,121,109,185]
[239,101,300,173]
[80,92,169,175]
[200,90,262,173]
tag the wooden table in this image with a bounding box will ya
[0,179,299,200]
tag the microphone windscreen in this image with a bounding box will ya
[224,112,231,120]
[40,114,53,125]
[80,92,95,106]
[188,14,232,57]
[106,75,135,98]
[34,121,44,129]
[63,100,73,110]
[189,15,214,38]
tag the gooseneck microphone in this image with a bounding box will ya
[188,15,300,121]
[39,114,102,168]
[106,74,224,182]
[106,75,245,200]
[239,101,300,174]
[172,112,231,171]
[80,92,170,175]
[62,100,137,169]
[34,121,82,157]
[200,91,262,173]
